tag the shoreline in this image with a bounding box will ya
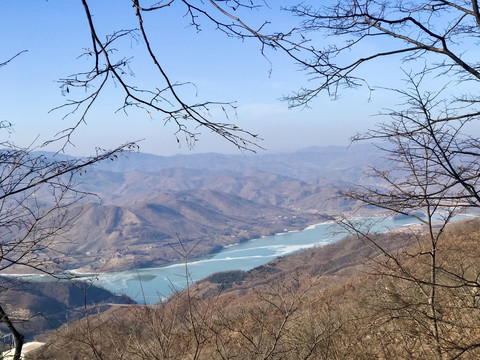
[3,214,477,278]
[0,218,335,277]
[71,218,336,275]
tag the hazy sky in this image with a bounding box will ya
[1,1,403,156]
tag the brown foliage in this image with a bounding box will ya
[34,219,480,359]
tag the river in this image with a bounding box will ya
[77,214,459,304]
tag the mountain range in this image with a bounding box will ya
[17,144,386,273]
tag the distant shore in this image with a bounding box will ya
[2,213,477,277]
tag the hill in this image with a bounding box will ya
[55,190,319,271]
[0,278,133,342]
[92,144,384,184]
[4,145,385,273]
[34,217,480,359]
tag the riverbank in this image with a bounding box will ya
[3,212,475,278]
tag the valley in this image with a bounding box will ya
[4,144,480,359]
[7,144,384,273]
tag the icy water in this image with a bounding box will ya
[82,215,454,303]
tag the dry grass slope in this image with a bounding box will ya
[33,218,480,359]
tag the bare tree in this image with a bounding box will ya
[331,75,480,357]
[283,0,480,104]
[269,1,480,357]
[0,120,138,358]
[48,0,305,152]
[348,72,480,208]
[0,2,304,356]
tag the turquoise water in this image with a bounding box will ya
[85,215,448,303]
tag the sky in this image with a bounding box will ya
[0,1,416,157]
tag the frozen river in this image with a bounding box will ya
[88,215,444,303]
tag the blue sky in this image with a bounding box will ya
[1,1,403,156]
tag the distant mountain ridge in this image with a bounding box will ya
[92,143,383,182]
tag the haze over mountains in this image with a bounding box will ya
[37,144,385,272]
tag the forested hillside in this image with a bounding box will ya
[34,218,480,359]
[0,279,133,342]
